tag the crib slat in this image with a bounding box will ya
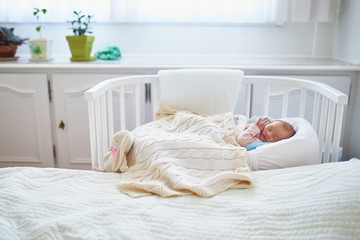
[312,92,320,132]
[245,84,251,118]
[87,100,98,170]
[299,89,306,118]
[281,87,289,118]
[331,104,344,162]
[119,85,126,130]
[263,84,270,116]
[106,90,114,144]
[318,97,329,163]
[324,101,336,163]
[135,84,141,127]
[152,82,158,116]
[100,94,108,155]
[95,99,104,170]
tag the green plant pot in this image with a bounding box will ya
[66,35,96,61]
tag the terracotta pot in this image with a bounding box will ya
[0,45,18,57]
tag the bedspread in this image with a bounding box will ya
[115,103,253,197]
[0,160,359,239]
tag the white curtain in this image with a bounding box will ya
[110,0,278,23]
[0,0,337,24]
[0,0,111,22]
[276,0,337,25]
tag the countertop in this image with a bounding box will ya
[1,55,359,72]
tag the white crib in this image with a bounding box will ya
[85,73,348,171]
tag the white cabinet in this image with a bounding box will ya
[51,73,145,169]
[0,73,54,167]
[0,71,148,170]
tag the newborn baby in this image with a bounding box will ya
[237,118,295,150]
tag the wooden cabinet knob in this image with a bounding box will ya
[59,120,65,130]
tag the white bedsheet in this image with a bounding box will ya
[1,160,360,240]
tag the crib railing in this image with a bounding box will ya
[85,75,348,170]
[85,75,158,170]
[242,76,348,164]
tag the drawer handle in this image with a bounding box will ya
[59,120,65,130]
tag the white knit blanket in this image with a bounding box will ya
[1,161,359,239]
[105,103,253,197]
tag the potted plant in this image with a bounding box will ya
[0,27,28,59]
[66,11,96,61]
[28,8,53,61]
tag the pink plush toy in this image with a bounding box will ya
[103,130,134,172]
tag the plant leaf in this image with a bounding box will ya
[68,10,93,36]
[33,8,39,15]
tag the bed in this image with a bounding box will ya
[1,69,359,239]
[1,160,359,239]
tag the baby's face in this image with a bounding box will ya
[259,121,292,142]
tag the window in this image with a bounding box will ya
[0,0,111,22]
[0,0,336,24]
[111,0,278,23]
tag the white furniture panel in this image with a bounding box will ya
[0,73,54,167]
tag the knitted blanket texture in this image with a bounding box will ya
[105,103,253,197]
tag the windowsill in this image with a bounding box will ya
[0,54,359,72]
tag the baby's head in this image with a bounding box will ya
[259,120,295,143]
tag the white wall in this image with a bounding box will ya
[3,22,334,58]
[333,0,360,64]
[333,0,360,159]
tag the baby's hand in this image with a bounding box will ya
[255,118,268,131]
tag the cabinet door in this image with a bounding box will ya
[52,73,143,169]
[0,73,54,167]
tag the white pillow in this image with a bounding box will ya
[246,118,320,170]
[158,69,244,115]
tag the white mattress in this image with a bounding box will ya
[1,160,359,239]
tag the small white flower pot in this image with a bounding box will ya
[28,39,53,61]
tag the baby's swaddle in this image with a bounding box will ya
[235,115,274,151]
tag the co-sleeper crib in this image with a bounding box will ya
[85,73,348,171]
